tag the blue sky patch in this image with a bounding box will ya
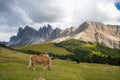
[115,2,120,10]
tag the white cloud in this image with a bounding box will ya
[12,6,33,24]
[0,0,120,41]
[71,0,120,26]
[97,0,120,25]
[0,32,16,42]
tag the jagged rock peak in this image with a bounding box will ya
[18,25,35,31]
[18,27,23,32]
[25,25,30,29]
[24,25,36,30]
[55,27,61,30]
[68,27,77,32]
[46,24,53,32]
[79,21,104,28]
[7,21,120,48]
[39,24,53,31]
[47,24,52,28]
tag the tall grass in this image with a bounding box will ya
[0,47,120,80]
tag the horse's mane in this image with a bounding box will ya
[39,54,49,57]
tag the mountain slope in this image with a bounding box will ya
[7,21,120,48]
[16,42,72,55]
[53,21,120,48]
[7,24,63,47]
[16,39,120,65]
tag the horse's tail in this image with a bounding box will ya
[28,55,32,68]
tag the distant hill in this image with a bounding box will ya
[7,21,120,49]
[16,39,120,65]
[16,42,73,55]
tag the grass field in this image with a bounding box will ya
[0,47,120,80]
[16,42,72,55]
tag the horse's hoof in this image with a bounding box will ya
[32,68,35,71]
[48,68,51,70]
[33,78,45,80]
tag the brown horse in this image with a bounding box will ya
[28,54,51,70]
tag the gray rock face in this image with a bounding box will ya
[61,27,77,37]
[76,21,120,48]
[7,24,55,47]
[49,28,61,40]
[38,24,53,41]
[8,25,39,46]
[7,21,120,48]
[53,21,120,49]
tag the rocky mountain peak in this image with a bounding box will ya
[73,21,120,48]
[39,24,53,32]
[49,27,61,40]
[47,24,52,29]
[25,25,30,29]
[24,25,36,31]
[18,27,23,32]
[7,21,120,48]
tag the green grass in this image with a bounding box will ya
[0,47,120,80]
[16,42,72,55]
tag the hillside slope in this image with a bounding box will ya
[53,21,120,48]
[16,40,120,65]
[0,47,120,80]
[16,42,73,55]
[56,39,120,65]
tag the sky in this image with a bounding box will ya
[0,0,120,42]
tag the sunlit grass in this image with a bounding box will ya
[0,47,120,80]
[16,43,72,55]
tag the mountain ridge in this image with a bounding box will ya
[7,21,120,48]
[52,21,120,48]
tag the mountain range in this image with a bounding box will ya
[7,21,120,48]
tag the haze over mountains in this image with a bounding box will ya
[7,21,120,48]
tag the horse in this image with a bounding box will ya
[28,54,51,70]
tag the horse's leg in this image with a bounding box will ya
[47,61,51,70]
[28,55,32,68]
[43,63,46,70]
[32,61,35,70]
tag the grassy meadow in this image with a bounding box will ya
[16,42,73,55]
[0,47,120,80]
[16,40,120,65]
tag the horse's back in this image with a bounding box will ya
[31,54,51,63]
[39,54,49,57]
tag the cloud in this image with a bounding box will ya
[0,32,16,42]
[72,0,120,25]
[0,0,32,26]
[0,0,120,26]
[0,0,120,41]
